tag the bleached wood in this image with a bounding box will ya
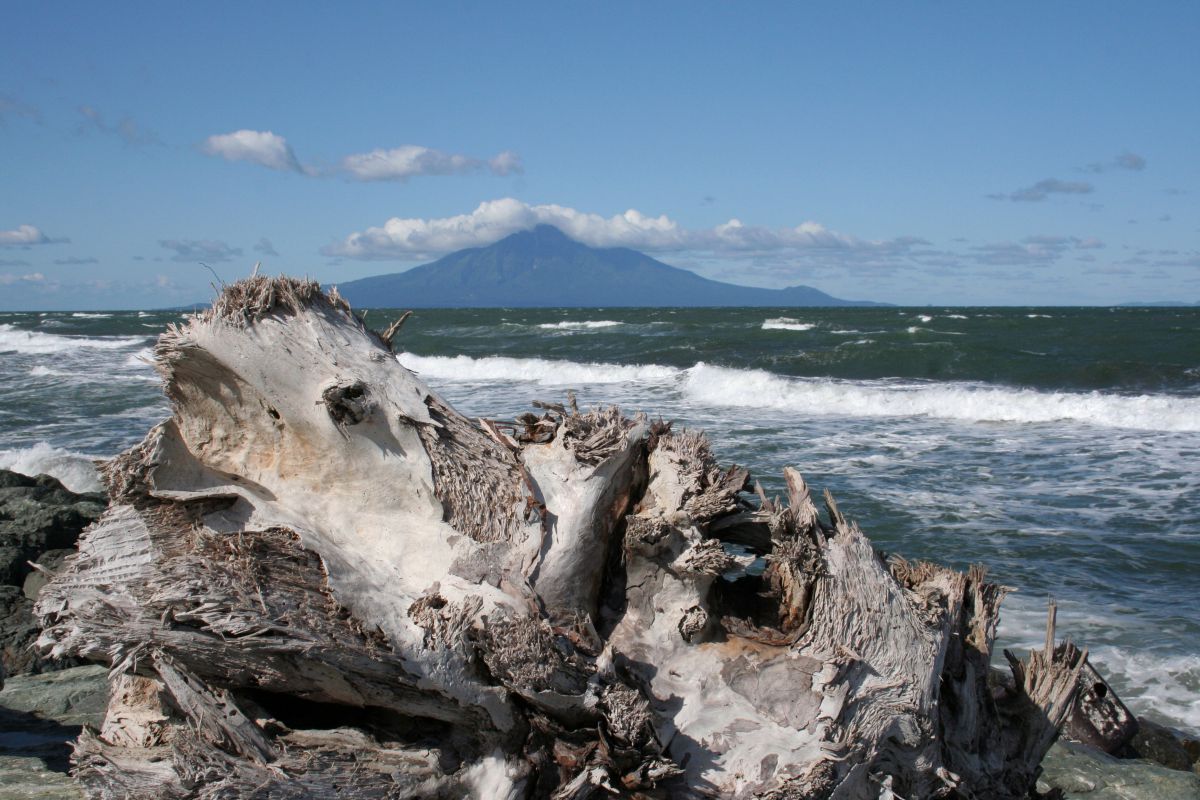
[35,277,1088,799]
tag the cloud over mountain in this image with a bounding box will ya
[323,198,896,260]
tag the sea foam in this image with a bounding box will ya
[0,323,145,355]
[399,353,1200,433]
[682,363,1200,432]
[762,317,815,331]
[397,352,677,384]
[536,320,623,330]
[0,442,104,493]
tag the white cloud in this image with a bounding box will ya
[323,198,892,260]
[0,224,60,246]
[200,130,303,173]
[199,130,519,182]
[0,271,46,285]
[488,150,524,176]
[340,145,523,181]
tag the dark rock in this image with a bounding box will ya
[1122,718,1195,772]
[0,585,41,679]
[0,470,104,680]
[0,470,105,588]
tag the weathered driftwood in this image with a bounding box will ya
[36,276,1089,798]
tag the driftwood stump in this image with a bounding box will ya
[36,277,1087,798]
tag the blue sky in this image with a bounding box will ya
[1,2,1197,309]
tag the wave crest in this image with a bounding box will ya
[683,363,1200,432]
[0,323,146,355]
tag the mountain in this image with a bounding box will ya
[333,225,883,307]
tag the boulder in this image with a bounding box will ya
[1122,717,1196,772]
[0,471,105,680]
[1038,739,1200,799]
[0,664,107,800]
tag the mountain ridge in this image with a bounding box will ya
[333,225,884,308]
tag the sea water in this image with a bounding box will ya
[1,305,1197,733]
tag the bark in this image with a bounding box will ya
[37,276,1088,798]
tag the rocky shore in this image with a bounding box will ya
[1,469,105,679]
[2,460,1198,798]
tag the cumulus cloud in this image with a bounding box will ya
[340,145,524,181]
[253,237,279,257]
[159,239,243,263]
[78,106,159,146]
[0,224,64,246]
[323,198,905,261]
[992,178,1095,203]
[200,130,304,173]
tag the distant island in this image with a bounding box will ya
[333,225,884,308]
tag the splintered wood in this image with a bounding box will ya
[37,277,1086,799]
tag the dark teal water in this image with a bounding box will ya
[1,306,1198,731]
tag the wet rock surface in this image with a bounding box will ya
[1039,739,1200,799]
[0,470,104,679]
[0,665,107,800]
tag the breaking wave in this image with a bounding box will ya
[537,320,624,330]
[762,317,815,331]
[683,363,1200,432]
[397,352,677,384]
[0,442,104,493]
[398,354,1199,432]
[0,323,146,355]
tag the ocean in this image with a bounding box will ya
[2,305,1198,734]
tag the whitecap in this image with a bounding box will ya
[0,442,104,493]
[397,352,679,385]
[123,347,155,367]
[537,320,623,330]
[71,312,113,319]
[0,323,146,355]
[680,363,1200,432]
[762,317,815,332]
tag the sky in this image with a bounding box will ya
[1,2,1197,309]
